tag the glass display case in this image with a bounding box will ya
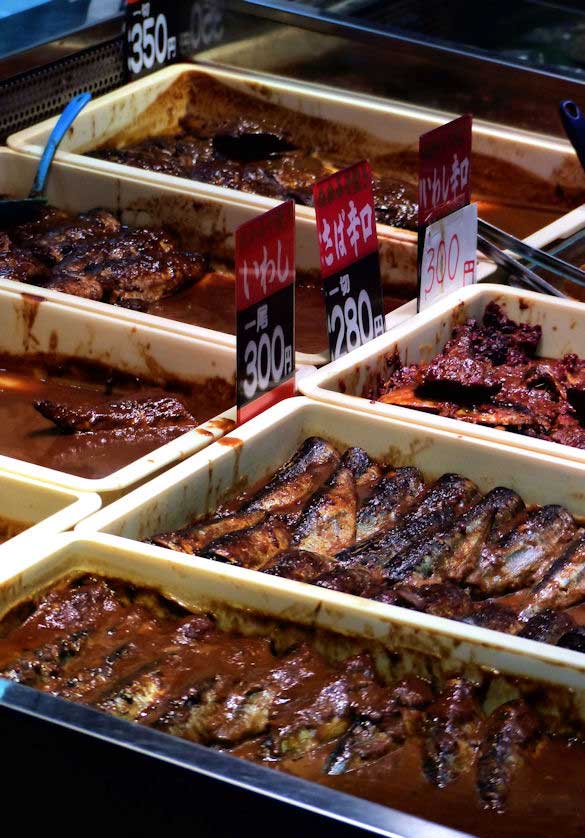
[1,0,585,140]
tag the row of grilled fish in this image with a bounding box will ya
[149,437,585,650]
[0,575,549,814]
[0,205,207,309]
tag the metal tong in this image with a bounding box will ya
[476,218,585,299]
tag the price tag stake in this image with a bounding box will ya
[313,161,385,361]
[236,201,295,424]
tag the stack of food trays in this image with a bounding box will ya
[4,66,585,835]
[0,393,582,835]
[64,282,585,834]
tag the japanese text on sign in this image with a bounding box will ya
[313,161,385,361]
[420,203,478,311]
[236,201,295,423]
[418,114,472,226]
[314,161,378,276]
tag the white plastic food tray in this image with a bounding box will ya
[77,395,585,671]
[0,471,100,553]
[4,529,585,704]
[0,284,236,498]
[0,148,415,367]
[300,283,585,465]
[9,65,583,237]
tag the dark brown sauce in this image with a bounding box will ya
[149,272,407,355]
[0,353,234,479]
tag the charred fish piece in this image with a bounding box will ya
[337,508,457,573]
[239,437,340,516]
[386,493,499,585]
[442,487,526,582]
[50,251,207,307]
[468,505,577,595]
[476,700,539,812]
[153,635,280,743]
[267,653,375,758]
[34,394,196,433]
[148,510,266,555]
[391,583,474,620]
[517,610,576,644]
[179,643,339,748]
[336,473,479,568]
[340,446,384,497]
[483,488,527,544]
[355,467,425,542]
[202,515,291,569]
[8,205,72,241]
[314,564,385,597]
[520,531,585,618]
[0,577,130,687]
[52,605,178,703]
[423,679,483,789]
[93,615,222,722]
[464,602,520,635]
[405,472,480,522]
[53,228,177,276]
[291,464,358,556]
[0,245,51,284]
[325,676,432,775]
[263,549,336,582]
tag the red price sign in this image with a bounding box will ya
[418,114,472,227]
[313,161,385,360]
[236,201,295,424]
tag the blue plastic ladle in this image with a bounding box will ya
[0,92,92,225]
[560,99,585,176]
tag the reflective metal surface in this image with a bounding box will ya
[0,678,469,837]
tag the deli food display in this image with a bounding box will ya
[1,566,585,837]
[148,435,585,652]
[4,8,585,836]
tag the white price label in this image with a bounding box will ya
[419,203,478,311]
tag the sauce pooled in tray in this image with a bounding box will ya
[1,571,584,837]
[0,353,233,479]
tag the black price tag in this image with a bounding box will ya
[124,1,225,82]
[237,284,295,418]
[323,252,385,361]
[125,1,178,81]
